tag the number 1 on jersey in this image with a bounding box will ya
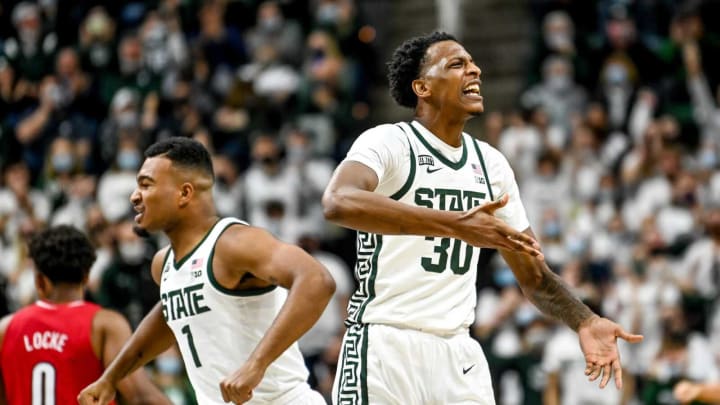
[181,324,202,368]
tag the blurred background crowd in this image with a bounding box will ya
[0,0,719,404]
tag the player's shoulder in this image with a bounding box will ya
[153,245,171,265]
[92,307,132,334]
[352,122,411,151]
[357,122,408,141]
[0,313,13,348]
[216,220,264,248]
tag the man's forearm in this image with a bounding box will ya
[247,272,334,369]
[527,265,595,331]
[697,384,720,403]
[323,187,458,237]
[103,304,174,384]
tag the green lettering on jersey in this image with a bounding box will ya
[185,283,210,315]
[415,187,434,209]
[434,188,463,211]
[414,188,486,275]
[161,283,211,322]
[414,188,485,211]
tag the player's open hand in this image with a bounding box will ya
[673,380,703,404]
[77,378,116,405]
[459,194,544,260]
[578,315,643,389]
[220,362,265,404]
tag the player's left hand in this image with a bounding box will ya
[578,315,643,389]
[219,362,265,404]
[673,380,703,403]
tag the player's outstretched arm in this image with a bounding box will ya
[214,226,335,404]
[79,250,176,405]
[323,161,542,258]
[500,228,642,390]
[674,380,720,404]
[93,309,172,405]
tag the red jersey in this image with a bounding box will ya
[0,300,116,405]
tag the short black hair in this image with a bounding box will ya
[28,225,96,284]
[144,137,214,180]
[387,31,457,108]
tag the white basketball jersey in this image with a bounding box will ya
[343,121,529,336]
[160,217,310,404]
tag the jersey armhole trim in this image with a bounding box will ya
[471,138,494,201]
[207,222,278,297]
[389,123,416,201]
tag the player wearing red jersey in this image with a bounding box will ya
[0,225,171,405]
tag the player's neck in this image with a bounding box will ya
[414,112,466,147]
[43,286,85,303]
[165,213,220,260]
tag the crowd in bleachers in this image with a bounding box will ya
[3,0,720,403]
[0,0,375,402]
[477,0,720,404]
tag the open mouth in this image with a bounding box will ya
[463,82,483,100]
[133,206,144,223]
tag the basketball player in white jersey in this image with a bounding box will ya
[322,32,644,404]
[79,137,335,405]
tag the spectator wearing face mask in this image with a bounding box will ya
[0,2,59,101]
[242,135,302,237]
[296,29,368,153]
[0,160,51,242]
[245,1,304,67]
[589,4,664,95]
[99,33,161,111]
[98,87,156,168]
[97,135,143,223]
[283,127,334,233]
[139,9,189,76]
[41,136,81,208]
[520,55,588,132]
[526,10,592,89]
[191,0,247,97]
[96,218,158,328]
[77,7,117,75]
[0,160,50,313]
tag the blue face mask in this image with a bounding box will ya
[543,221,562,238]
[155,356,183,375]
[493,267,516,287]
[700,149,717,169]
[51,153,74,173]
[117,150,141,171]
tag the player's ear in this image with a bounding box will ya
[412,78,430,99]
[178,183,194,207]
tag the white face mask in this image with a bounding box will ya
[118,240,145,264]
[544,31,572,50]
[545,75,571,92]
[116,111,139,129]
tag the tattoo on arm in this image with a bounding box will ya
[528,264,594,331]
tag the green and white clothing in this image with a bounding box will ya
[343,120,528,335]
[160,217,319,404]
[333,121,529,404]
